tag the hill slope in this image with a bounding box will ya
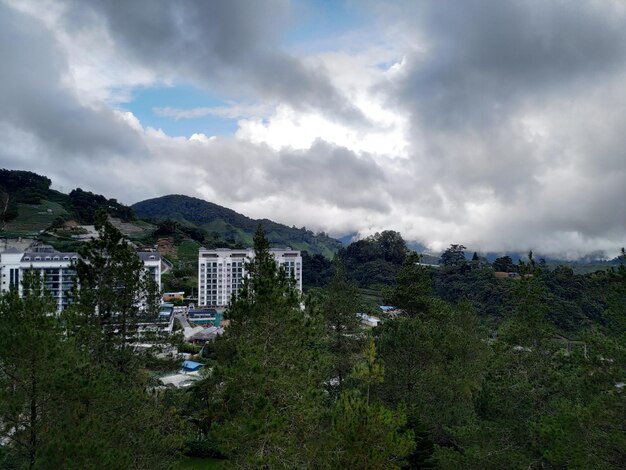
[0,169,148,241]
[132,194,342,257]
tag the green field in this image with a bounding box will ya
[358,286,384,309]
[2,201,68,236]
[177,240,202,263]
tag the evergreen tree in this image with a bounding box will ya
[0,270,61,469]
[375,300,488,445]
[0,270,183,469]
[209,225,330,468]
[322,257,362,392]
[68,209,161,370]
[385,251,433,316]
[325,337,415,470]
[439,244,467,267]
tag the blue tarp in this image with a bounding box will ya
[181,360,203,372]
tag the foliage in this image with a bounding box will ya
[492,255,517,272]
[204,225,330,468]
[68,188,134,223]
[0,270,185,469]
[438,244,467,267]
[302,250,334,288]
[339,230,408,287]
[132,194,342,257]
[326,389,414,470]
[67,209,161,371]
[384,251,433,316]
[321,258,363,391]
[374,300,488,446]
[0,270,61,468]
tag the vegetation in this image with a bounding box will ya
[1,169,625,468]
[0,169,135,238]
[132,194,342,257]
[0,217,185,469]
[338,230,408,287]
[173,229,626,468]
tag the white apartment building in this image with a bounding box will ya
[0,249,161,311]
[198,248,302,307]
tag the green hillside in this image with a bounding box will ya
[0,169,144,241]
[132,194,342,257]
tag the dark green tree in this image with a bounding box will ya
[375,300,488,445]
[208,225,330,468]
[492,255,517,272]
[0,270,184,470]
[322,257,362,392]
[68,209,161,370]
[385,251,433,316]
[438,244,467,267]
[0,270,61,469]
[324,337,415,470]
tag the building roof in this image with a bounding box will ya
[190,326,224,342]
[21,252,79,262]
[137,251,161,262]
[181,360,203,371]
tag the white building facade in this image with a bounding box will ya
[0,249,161,311]
[198,248,302,307]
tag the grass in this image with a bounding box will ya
[175,457,228,469]
[3,201,69,236]
[177,240,202,263]
[359,286,384,309]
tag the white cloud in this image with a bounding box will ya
[2,0,626,259]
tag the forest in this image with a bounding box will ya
[0,220,625,469]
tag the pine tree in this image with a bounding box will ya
[209,225,330,468]
[322,257,362,392]
[67,209,161,370]
[385,251,433,316]
[0,270,61,469]
[325,337,415,469]
[0,247,184,469]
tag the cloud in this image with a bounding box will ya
[0,2,147,162]
[2,0,626,258]
[54,0,368,125]
[373,0,626,255]
[153,103,274,121]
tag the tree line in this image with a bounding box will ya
[1,222,625,468]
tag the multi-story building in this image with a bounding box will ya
[0,248,161,311]
[198,248,302,307]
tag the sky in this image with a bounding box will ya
[1,0,626,258]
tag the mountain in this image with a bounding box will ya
[0,169,151,247]
[132,194,342,258]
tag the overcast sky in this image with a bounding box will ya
[1,0,625,258]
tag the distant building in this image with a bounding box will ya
[163,291,185,301]
[188,307,217,320]
[137,251,162,287]
[0,249,161,311]
[198,247,302,307]
[357,312,381,327]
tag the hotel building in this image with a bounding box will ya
[198,248,302,307]
[0,248,161,311]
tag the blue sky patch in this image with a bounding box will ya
[120,83,239,137]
